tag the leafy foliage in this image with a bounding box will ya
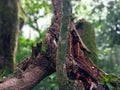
[16,35,34,63]
[99,74,120,90]
[21,0,52,38]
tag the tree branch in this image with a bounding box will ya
[0,53,55,90]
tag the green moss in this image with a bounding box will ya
[76,19,98,64]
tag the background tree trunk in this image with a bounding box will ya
[76,20,98,64]
[0,0,19,75]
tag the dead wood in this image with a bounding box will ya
[66,20,108,90]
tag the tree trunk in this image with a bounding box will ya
[56,0,71,89]
[56,0,83,90]
[0,0,19,75]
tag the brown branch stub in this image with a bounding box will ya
[32,42,42,59]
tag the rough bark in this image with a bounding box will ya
[45,0,62,69]
[66,21,105,89]
[56,0,72,89]
[56,0,82,89]
[0,0,19,74]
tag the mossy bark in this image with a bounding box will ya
[56,0,73,89]
[56,0,82,89]
[0,0,19,75]
[76,20,98,64]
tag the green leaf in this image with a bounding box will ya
[106,83,114,90]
